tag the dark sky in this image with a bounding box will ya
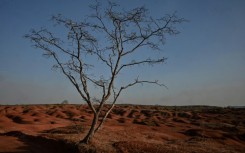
[0,0,245,106]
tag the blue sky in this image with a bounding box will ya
[0,0,245,106]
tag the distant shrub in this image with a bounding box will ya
[178,112,192,118]
[61,100,69,104]
[50,121,56,124]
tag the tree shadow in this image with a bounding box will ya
[0,131,79,153]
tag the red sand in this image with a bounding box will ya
[0,104,244,153]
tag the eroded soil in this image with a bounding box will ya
[0,104,244,153]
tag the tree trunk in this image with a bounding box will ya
[95,104,115,132]
[80,113,99,144]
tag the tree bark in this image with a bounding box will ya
[80,113,99,144]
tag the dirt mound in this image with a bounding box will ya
[6,114,32,124]
[181,129,204,137]
[42,125,84,134]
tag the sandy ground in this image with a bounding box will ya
[0,104,244,153]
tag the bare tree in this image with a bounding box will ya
[25,1,186,144]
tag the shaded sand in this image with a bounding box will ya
[0,104,244,152]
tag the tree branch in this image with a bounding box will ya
[116,57,166,75]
